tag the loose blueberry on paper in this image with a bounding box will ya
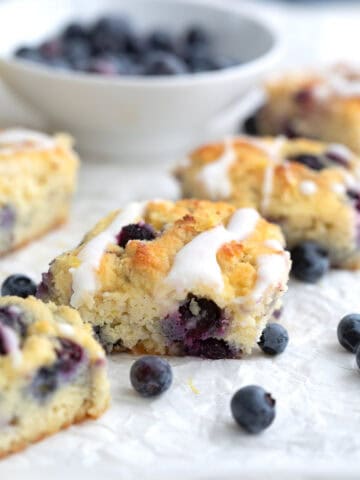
[258,323,289,355]
[337,314,360,353]
[231,385,276,434]
[130,356,172,397]
[1,274,37,298]
[290,241,329,283]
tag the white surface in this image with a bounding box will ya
[0,0,280,160]
[0,161,359,479]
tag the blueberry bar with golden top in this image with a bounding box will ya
[175,136,360,269]
[38,199,290,359]
[0,296,109,458]
[0,128,79,255]
[250,65,360,154]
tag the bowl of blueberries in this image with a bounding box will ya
[0,0,282,160]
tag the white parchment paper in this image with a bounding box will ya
[0,161,359,480]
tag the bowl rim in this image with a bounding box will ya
[0,0,283,88]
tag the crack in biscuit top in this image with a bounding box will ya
[165,208,261,295]
[0,128,55,155]
[70,201,147,308]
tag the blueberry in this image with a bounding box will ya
[146,30,175,52]
[55,338,84,376]
[282,122,300,139]
[1,274,37,298]
[347,190,360,212]
[231,385,276,434]
[0,205,15,238]
[293,88,313,106]
[90,16,132,54]
[355,344,360,368]
[258,323,289,355]
[0,305,26,337]
[272,307,283,320]
[242,113,259,135]
[130,356,172,397]
[14,46,43,63]
[162,295,232,358]
[184,26,210,47]
[337,314,360,353]
[178,295,222,338]
[62,22,88,41]
[117,222,156,248]
[88,55,122,75]
[325,150,349,168]
[47,57,71,71]
[144,51,188,76]
[0,324,8,355]
[39,39,63,59]
[29,366,59,402]
[63,38,91,68]
[36,272,53,299]
[124,33,145,56]
[290,242,329,283]
[288,154,325,171]
[188,338,236,359]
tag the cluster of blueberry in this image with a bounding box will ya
[14,16,237,77]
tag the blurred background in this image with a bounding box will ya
[1,0,360,152]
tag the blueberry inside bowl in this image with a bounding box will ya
[0,0,282,160]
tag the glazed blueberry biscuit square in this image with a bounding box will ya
[38,199,290,359]
[0,295,109,458]
[249,65,360,154]
[175,136,360,269]
[0,128,79,255]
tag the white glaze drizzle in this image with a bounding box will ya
[299,180,318,195]
[57,323,75,336]
[165,208,260,294]
[331,182,346,196]
[260,136,286,214]
[0,128,54,154]
[326,143,352,163]
[196,137,236,200]
[70,201,147,308]
[314,72,360,100]
[0,324,22,367]
[252,251,291,302]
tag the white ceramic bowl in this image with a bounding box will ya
[0,0,282,161]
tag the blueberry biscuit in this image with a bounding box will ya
[249,65,360,154]
[0,128,79,255]
[39,199,290,358]
[175,136,360,269]
[0,296,109,458]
